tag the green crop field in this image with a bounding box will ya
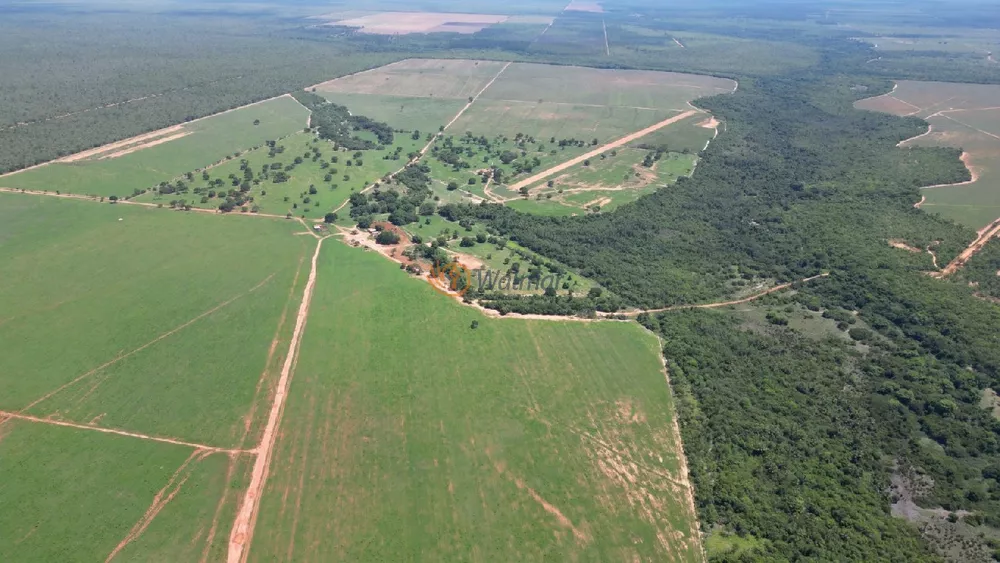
[0,192,315,561]
[0,96,309,199]
[856,81,1000,229]
[248,239,701,562]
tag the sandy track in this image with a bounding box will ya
[507,110,699,193]
[228,236,327,563]
[931,217,1000,278]
[621,273,830,316]
[0,410,249,453]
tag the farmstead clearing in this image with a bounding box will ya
[0,58,723,562]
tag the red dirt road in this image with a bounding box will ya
[508,110,699,193]
[932,217,1000,278]
[228,236,327,563]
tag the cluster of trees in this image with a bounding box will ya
[348,163,434,226]
[291,91,393,150]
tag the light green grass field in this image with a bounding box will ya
[0,193,310,447]
[1,96,309,198]
[452,101,674,143]
[0,420,216,563]
[134,131,425,218]
[856,81,1000,229]
[479,63,735,109]
[313,58,509,99]
[248,239,701,561]
[316,92,467,133]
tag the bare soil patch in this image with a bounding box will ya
[59,125,185,162]
[697,117,720,129]
[565,0,604,12]
[100,131,191,160]
[889,239,923,253]
[331,12,508,35]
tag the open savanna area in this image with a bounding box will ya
[0,192,314,561]
[856,80,1000,229]
[247,239,702,562]
[0,96,309,199]
[318,58,732,216]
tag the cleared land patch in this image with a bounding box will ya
[312,59,509,99]
[0,96,308,199]
[330,12,509,35]
[247,240,703,562]
[856,80,1000,229]
[478,63,736,109]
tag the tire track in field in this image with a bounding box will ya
[105,449,214,562]
[2,273,277,423]
[0,410,251,453]
[201,242,309,563]
[228,236,328,563]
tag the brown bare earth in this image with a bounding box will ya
[228,236,327,563]
[889,239,923,253]
[508,110,699,192]
[59,125,185,162]
[331,12,508,35]
[99,131,191,160]
[931,217,1000,278]
[565,0,604,12]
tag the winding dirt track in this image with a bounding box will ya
[609,273,831,317]
[228,236,327,563]
[507,110,699,194]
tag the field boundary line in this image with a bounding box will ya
[228,236,328,563]
[0,410,250,453]
[507,109,699,193]
[652,333,707,563]
[3,273,276,421]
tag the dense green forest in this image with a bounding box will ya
[4,1,1000,560]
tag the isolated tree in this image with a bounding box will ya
[583,159,591,167]
[376,230,400,245]
[253,119,260,126]
[324,212,338,223]
[447,181,459,191]
[470,320,479,329]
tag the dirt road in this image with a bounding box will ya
[228,236,326,563]
[931,217,1000,278]
[508,110,699,193]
